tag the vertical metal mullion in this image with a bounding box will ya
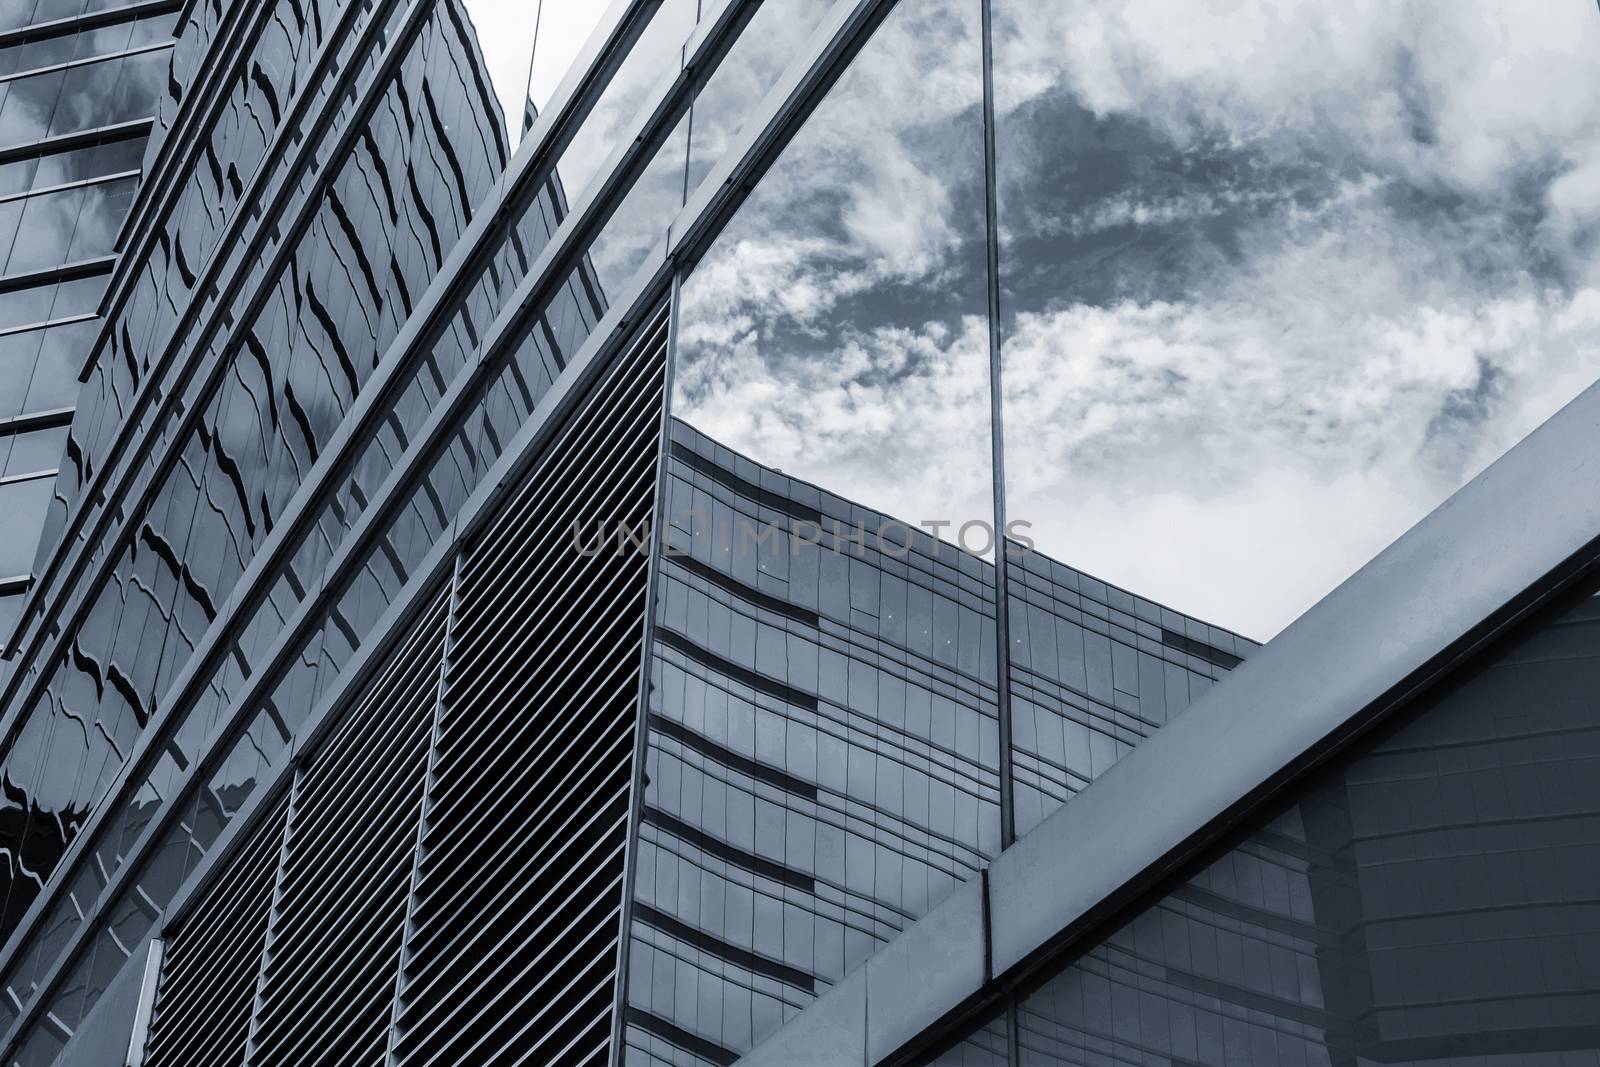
[384,555,465,1067]
[607,277,681,1067]
[1005,997,1021,1067]
[981,0,1024,1061]
[978,0,1015,855]
[123,937,164,1067]
[241,767,305,1067]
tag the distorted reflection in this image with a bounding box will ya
[628,2,1000,1063]
[994,0,1600,639]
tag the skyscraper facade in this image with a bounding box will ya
[0,0,517,1059]
[0,0,176,644]
[1,0,1598,1066]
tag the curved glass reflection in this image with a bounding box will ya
[631,2,999,1063]
[993,0,1600,642]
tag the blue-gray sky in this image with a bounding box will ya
[673,0,1600,639]
[467,0,1600,641]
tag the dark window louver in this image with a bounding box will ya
[135,294,669,1065]
[388,301,669,1066]
[1160,628,1244,670]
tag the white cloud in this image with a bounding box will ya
[671,0,1600,639]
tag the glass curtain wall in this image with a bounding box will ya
[636,0,999,1062]
[643,0,1600,1063]
[0,0,176,643]
[935,563,1600,1066]
[990,0,1600,831]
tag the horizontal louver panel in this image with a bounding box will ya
[143,789,288,1067]
[244,587,449,1066]
[391,301,669,1067]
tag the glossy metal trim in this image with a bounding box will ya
[0,168,140,208]
[0,407,74,436]
[122,937,162,1067]
[977,0,1014,852]
[0,118,150,167]
[0,0,179,50]
[0,254,114,294]
[607,273,681,1067]
[0,39,171,86]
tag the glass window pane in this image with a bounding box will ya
[547,0,699,206]
[640,2,997,1063]
[0,474,52,574]
[1017,583,1600,1065]
[992,0,1600,833]
[3,424,66,475]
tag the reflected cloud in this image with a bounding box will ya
[678,0,1600,638]
[674,0,994,547]
[993,0,1600,635]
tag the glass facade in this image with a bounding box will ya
[0,0,516,1059]
[959,577,1600,1066]
[628,415,1245,1064]
[0,0,175,645]
[0,0,1591,1065]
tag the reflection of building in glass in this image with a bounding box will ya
[0,0,177,645]
[0,0,518,1060]
[625,420,1251,1063]
[1009,587,1600,1067]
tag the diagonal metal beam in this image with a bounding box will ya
[737,371,1600,1067]
[75,0,898,1052]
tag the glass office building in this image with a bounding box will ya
[0,0,1597,1065]
[0,0,177,647]
[0,0,516,1059]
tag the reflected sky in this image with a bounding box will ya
[673,0,996,555]
[674,0,1600,640]
[456,0,550,148]
[998,0,1600,638]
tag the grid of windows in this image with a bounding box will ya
[0,0,174,647]
[948,580,1600,1066]
[0,1,1254,1062]
[626,419,1245,1065]
[0,0,513,1056]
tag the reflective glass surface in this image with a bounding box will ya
[0,0,170,651]
[992,0,1600,644]
[0,0,512,1049]
[1015,583,1600,1065]
[923,1013,1010,1067]
[631,3,1000,1061]
[547,0,698,206]
[0,1,1595,1064]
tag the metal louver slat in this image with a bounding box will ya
[143,789,289,1067]
[390,300,670,1067]
[242,588,451,1067]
